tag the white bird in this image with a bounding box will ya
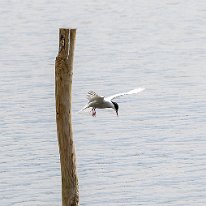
[80,87,145,117]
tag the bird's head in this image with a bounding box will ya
[111,101,119,116]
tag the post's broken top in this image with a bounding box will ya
[58,28,69,56]
[58,28,76,58]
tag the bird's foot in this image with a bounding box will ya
[90,108,96,117]
[92,111,96,117]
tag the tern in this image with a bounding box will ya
[80,87,145,117]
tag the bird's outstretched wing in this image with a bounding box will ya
[87,91,104,103]
[105,87,145,101]
[79,91,104,112]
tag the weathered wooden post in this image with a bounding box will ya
[55,28,79,206]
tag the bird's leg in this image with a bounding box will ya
[91,108,96,117]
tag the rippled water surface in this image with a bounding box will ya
[0,0,206,205]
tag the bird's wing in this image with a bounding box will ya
[86,91,104,103]
[105,87,145,101]
[79,91,104,112]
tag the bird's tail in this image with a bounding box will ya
[78,104,89,113]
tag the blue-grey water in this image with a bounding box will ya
[0,0,206,205]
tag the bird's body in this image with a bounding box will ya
[87,99,114,109]
[80,87,145,117]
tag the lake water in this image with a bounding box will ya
[0,0,206,205]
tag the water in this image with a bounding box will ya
[0,0,206,205]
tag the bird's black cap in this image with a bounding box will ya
[111,101,119,116]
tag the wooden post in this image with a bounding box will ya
[55,28,79,206]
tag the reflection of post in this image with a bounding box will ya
[55,28,79,206]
